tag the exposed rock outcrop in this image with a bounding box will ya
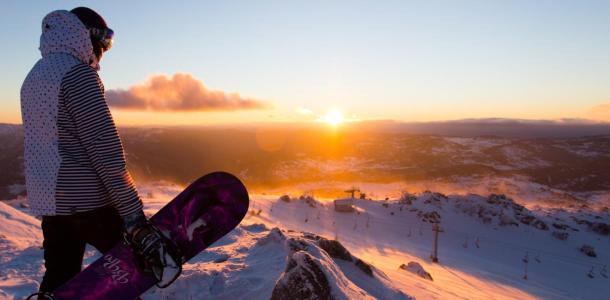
[264,227,410,299]
[271,251,334,300]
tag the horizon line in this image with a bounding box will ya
[2,117,610,128]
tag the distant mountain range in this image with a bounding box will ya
[1,123,609,201]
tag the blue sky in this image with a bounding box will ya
[1,1,610,124]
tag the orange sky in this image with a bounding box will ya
[2,2,610,126]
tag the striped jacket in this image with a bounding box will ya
[20,10,142,217]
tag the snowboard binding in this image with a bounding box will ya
[124,223,184,288]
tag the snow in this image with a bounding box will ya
[399,262,433,281]
[1,184,609,299]
[444,137,510,150]
[0,202,44,299]
[0,202,41,250]
[246,193,609,299]
[552,139,610,158]
[499,146,551,168]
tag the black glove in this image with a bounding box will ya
[123,212,182,288]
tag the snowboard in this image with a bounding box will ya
[50,171,249,299]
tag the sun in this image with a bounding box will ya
[320,109,344,126]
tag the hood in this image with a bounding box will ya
[39,10,100,70]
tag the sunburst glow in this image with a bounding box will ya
[320,109,344,126]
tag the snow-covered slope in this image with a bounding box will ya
[0,202,41,250]
[0,191,411,300]
[145,225,409,299]
[0,202,43,299]
[247,193,609,299]
[1,185,608,299]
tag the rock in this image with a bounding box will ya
[355,258,373,277]
[317,239,352,261]
[552,222,578,231]
[302,232,321,241]
[519,215,535,225]
[590,222,610,236]
[213,253,230,263]
[517,214,548,230]
[552,223,569,230]
[287,237,309,252]
[532,219,549,230]
[279,194,291,202]
[421,211,441,223]
[552,231,569,240]
[299,195,318,208]
[580,244,597,257]
[487,194,507,205]
[400,262,433,281]
[271,251,334,300]
[572,217,593,227]
[399,193,417,205]
[316,237,373,277]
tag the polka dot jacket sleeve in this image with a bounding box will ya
[61,63,143,217]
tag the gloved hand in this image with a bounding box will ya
[123,211,182,288]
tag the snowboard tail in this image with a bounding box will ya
[51,171,249,300]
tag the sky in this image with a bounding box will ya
[1,0,610,125]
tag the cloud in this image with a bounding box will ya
[106,73,270,111]
[296,107,313,115]
[587,103,610,121]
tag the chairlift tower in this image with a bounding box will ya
[431,224,443,263]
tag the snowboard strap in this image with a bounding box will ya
[124,223,183,288]
[154,238,183,288]
[150,224,183,288]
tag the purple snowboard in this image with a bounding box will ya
[51,172,249,299]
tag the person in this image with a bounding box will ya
[20,7,180,297]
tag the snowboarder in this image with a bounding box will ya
[20,7,179,298]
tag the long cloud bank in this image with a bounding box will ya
[106,73,270,111]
